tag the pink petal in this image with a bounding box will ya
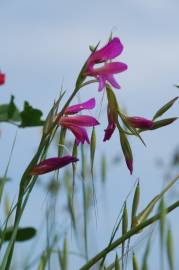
[106,74,121,89]
[87,37,124,65]
[88,62,128,76]
[31,156,78,175]
[60,115,100,127]
[64,98,96,115]
[98,75,106,91]
[68,125,90,144]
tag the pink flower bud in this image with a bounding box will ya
[30,156,78,175]
[126,116,154,129]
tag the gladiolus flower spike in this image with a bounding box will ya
[31,156,78,175]
[85,37,128,91]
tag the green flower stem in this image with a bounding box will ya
[3,79,97,270]
[80,200,179,270]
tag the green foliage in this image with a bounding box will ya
[58,238,68,270]
[115,254,120,270]
[1,227,36,242]
[153,96,178,120]
[101,154,107,184]
[0,95,20,122]
[167,225,174,270]
[20,101,44,127]
[0,96,44,127]
[90,127,96,177]
[141,239,151,270]
[132,253,140,270]
[131,182,140,227]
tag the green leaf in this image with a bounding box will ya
[141,239,151,270]
[90,127,96,177]
[81,144,87,180]
[106,85,118,120]
[153,97,178,120]
[58,238,68,270]
[7,96,20,121]
[133,253,140,270]
[167,226,174,270]
[131,182,140,227]
[152,118,178,130]
[122,203,128,264]
[58,127,67,157]
[2,227,36,242]
[159,197,166,248]
[0,95,20,122]
[67,195,76,230]
[119,130,133,174]
[72,141,78,193]
[20,101,44,127]
[0,104,9,121]
[101,154,106,184]
[115,254,120,270]
[0,177,11,199]
[122,203,128,235]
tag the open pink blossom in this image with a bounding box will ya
[126,116,154,129]
[64,98,95,115]
[85,37,127,91]
[30,156,78,175]
[59,115,99,145]
[0,72,5,85]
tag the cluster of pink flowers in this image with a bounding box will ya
[31,37,158,175]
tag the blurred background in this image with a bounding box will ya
[0,0,179,269]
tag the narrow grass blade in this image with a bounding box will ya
[167,225,174,270]
[132,253,140,270]
[131,182,140,227]
[153,96,178,120]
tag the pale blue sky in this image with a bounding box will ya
[0,0,179,269]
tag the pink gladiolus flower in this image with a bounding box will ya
[0,72,5,85]
[30,156,78,175]
[59,115,99,145]
[64,98,95,115]
[85,37,127,91]
[126,116,154,129]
